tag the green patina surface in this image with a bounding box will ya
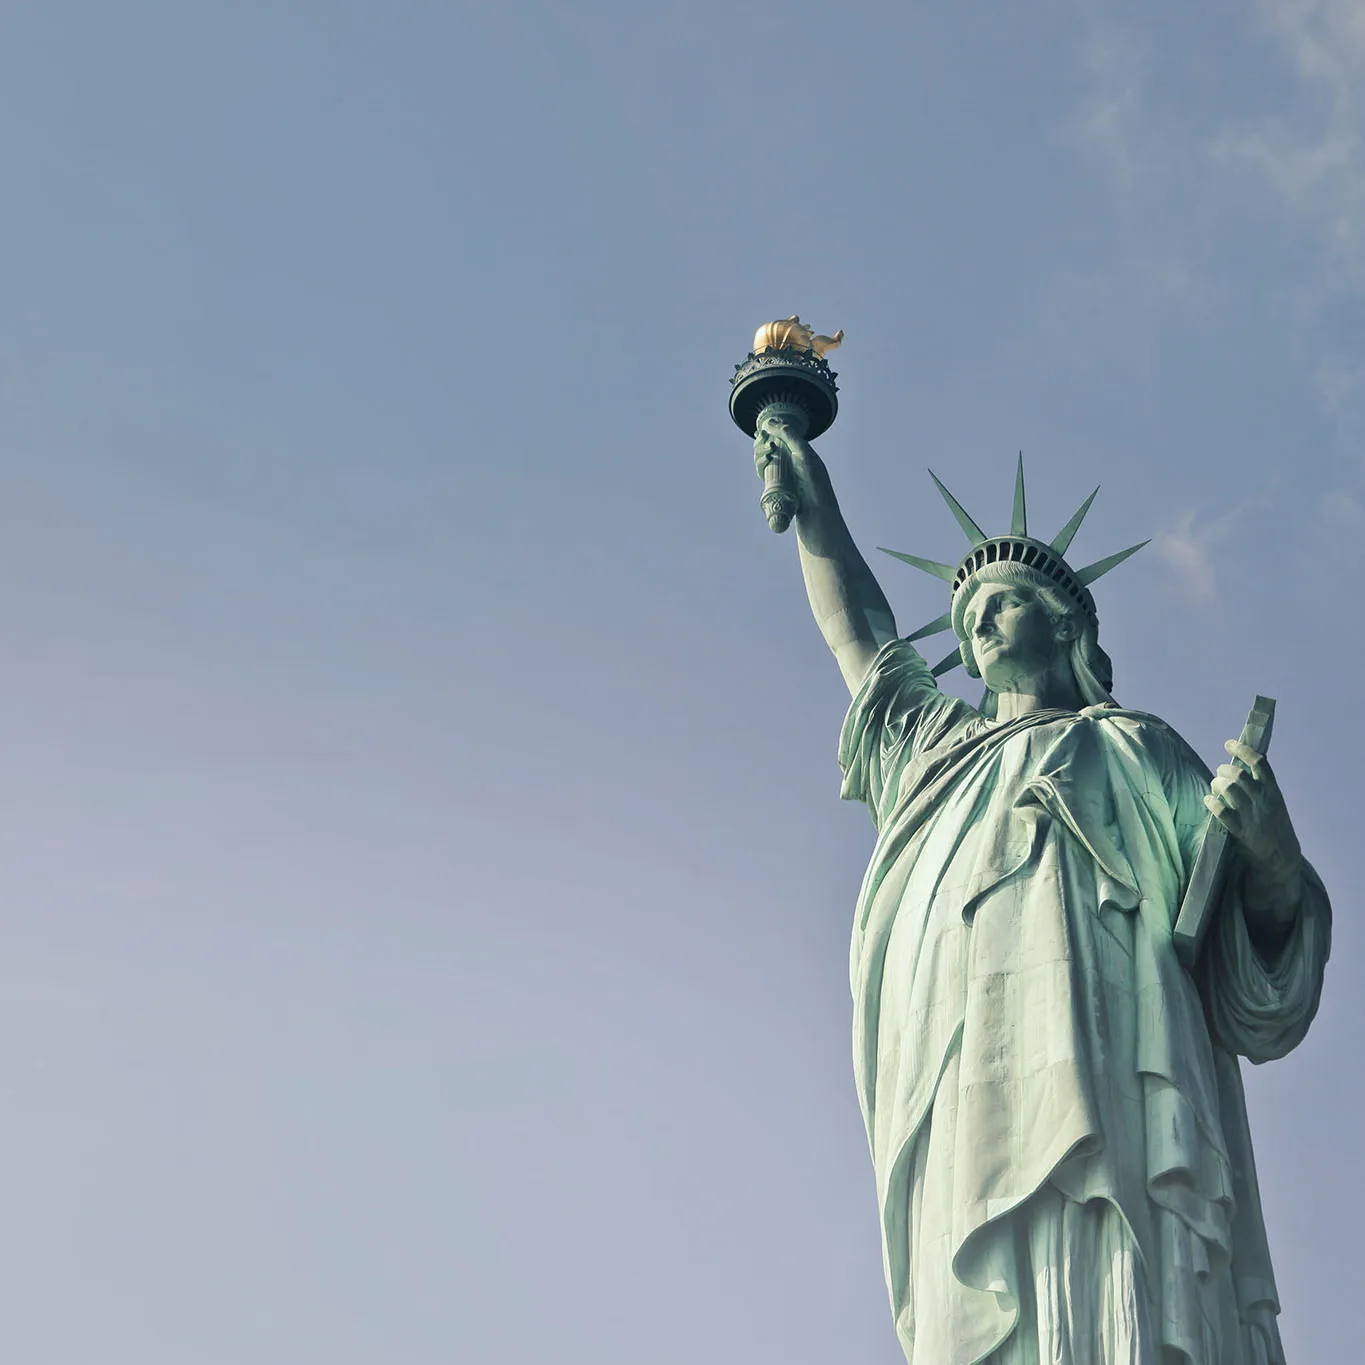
[747,405,1330,1365]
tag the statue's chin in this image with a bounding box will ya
[979,661,1018,692]
[980,650,1063,696]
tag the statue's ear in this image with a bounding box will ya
[1054,616,1080,645]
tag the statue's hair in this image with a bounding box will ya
[955,563,1115,718]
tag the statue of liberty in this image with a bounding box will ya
[748,369,1331,1363]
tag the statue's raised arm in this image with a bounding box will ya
[754,411,898,693]
[729,322,898,693]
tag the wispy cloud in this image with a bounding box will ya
[1073,23,1146,200]
[1311,483,1365,573]
[1153,507,1245,607]
[1210,0,1365,469]
[1321,486,1365,531]
[1213,0,1365,285]
[1070,1,1365,468]
[1064,13,1213,317]
[1313,349,1365,447]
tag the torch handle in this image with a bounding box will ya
[762,455,798,533]
[756,400,809,534]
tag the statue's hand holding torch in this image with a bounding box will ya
[729,316,842,534]
[754,410,818,533]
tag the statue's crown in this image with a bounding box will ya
[879,458,1148,678]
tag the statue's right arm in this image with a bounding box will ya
[756,414,898,695]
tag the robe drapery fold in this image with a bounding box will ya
[838,640,1330,1365]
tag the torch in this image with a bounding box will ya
[728,316,843,533]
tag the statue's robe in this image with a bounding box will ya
[839,641,1331,1365]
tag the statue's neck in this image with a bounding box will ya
[992,661,1085,722]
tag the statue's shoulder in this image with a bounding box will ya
[1082,703,1174,730]
[1081,705,1210,778]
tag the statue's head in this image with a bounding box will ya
[879,460,1141,711]
[954,566,1115,714]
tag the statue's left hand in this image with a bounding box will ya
[1206,739,1303,904]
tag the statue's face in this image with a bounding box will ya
[962,581,1068,691]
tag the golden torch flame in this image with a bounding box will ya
[753,315,844,359]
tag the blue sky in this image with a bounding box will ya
[1,3,1362,1361]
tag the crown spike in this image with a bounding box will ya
[1051,486,1100,555]
[1011,454,1027,537]
[1074,539,1150,587]
[904,611,953,643]
[928,471,987,546]
[878,547,956,581]
[930,645,966,677]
